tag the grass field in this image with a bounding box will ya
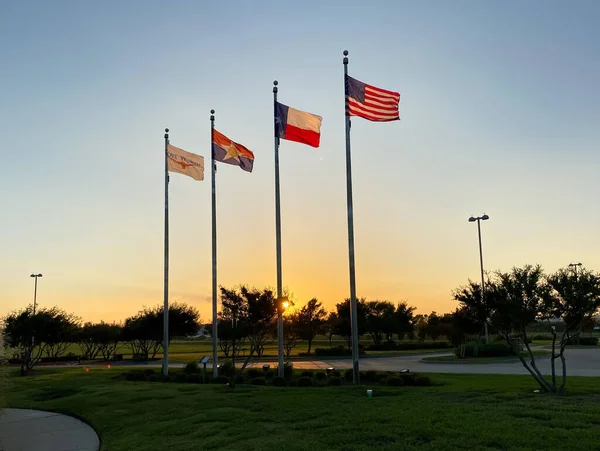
[421,350,551,364]
[6,368,600,450]
[15,337,453,363]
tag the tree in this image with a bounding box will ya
[122,303,200,360]
[2,306,79,375]
[294,298,327,353]
[455,264,600,393]
[443,308,481,357]
[452,280,489,340]
[395,302,415,341]
[364,301,396,345]
[414,314,428,341]
[425,312,442,341]
[219,286,278,358]
[323,312,337,347]
[333,298,367,348]
[283,315,298,358]
[460,265,553,391]
[77,322,122,360]
[39,308,80,359]
[545,266,600,391]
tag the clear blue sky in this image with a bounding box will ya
[2,0,600,322]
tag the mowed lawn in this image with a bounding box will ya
[6,369,600,450]
[23,337,454,362]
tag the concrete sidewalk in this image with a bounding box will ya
[0,409,99,451]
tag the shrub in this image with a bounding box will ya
[159,374,172,383]
[219,360,235,378]
[234,375,245,385]
[300,371,314,378]
[245,368,263,379]
[211,376,230,384]
[296,376,313,387]
[566,337,598,346]
[386,376,404,386]
[361,370,378,382]
[272,376,287,387]
[344,369,354,382]
[287,379,296,387]
[332,370,341,378]
[148,374,158,382]
[315,371,327,382]
[413,375,433,386]
[175,373,188,383]
[187,373,201,384]
[455,342,513,358]
[366,342,451,351]
[283,362,293,381]
[143,369,155,377]
[265,370,274,379]
[125,371,146,382]
[184,362,199,374]
[376,373,388,384]
[250,377,267,386]
[399,373,416,386]
[531,334,553,341]
[327,377,343,386]
[315,346,367,357]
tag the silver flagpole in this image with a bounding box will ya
[162,128,170,376]
[273,80,285,377]
[343,50,360,384]
[210,110,219,377]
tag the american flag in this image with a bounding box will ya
[345,75,400,122]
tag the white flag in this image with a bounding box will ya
[167,144,204,181]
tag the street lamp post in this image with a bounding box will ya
[568,262,582,278]
[30,273,43,314]
[468,215,489,344]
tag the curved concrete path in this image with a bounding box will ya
[0,409,99,451]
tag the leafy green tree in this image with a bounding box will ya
[122,303,200,360]
[333,298,367,348]
[323,312,337,347]
[294,298,327,353]
[77,322,122,360]
[395,302,415,341]
[219,286,278,358]
[365,301,396,345]
[283,315,298,358]
[545,266,600,390]
[2,306,79,375]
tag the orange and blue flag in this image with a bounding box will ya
[212,129,254,173]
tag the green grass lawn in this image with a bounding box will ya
[11,338,452,363]
[421,350,551,364]
[6,368,600,450]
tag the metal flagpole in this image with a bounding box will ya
[162,128,170,376]
[210,110,219,377]
[343,50,360,384]
[273,80,285,378]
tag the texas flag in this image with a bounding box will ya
[275,101,322,148]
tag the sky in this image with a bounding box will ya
[2,0,600,323]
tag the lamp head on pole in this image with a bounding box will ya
[481,214,490,221]
[468,216,476,222]
[30,273,42,278]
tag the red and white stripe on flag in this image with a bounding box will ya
[346,75,400,122]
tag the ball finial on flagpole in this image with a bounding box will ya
[210,110,215,121]
[343,50,348,64]
[273,80,278,94]
[164,128,169,138]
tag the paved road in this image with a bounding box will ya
[98,348,600,376]
[0,408,99,451]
